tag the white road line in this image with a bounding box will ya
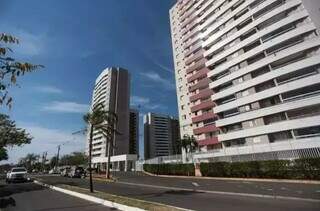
[116,181,320,203]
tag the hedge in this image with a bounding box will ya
[143,157,320,180]
[200,158,320,180]
[144,163,195,176]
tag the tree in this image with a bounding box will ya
[60,152,88,166]
[49,156,58,168]
[0,114,32,161]
[18,153,40,171]
[97,111,118,180]
[180,135,198,163]
[83,106,108,192]
[181,135,198,153]
[0,33,43,107]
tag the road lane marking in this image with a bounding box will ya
[115,181,320,203]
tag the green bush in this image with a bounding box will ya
[200,158,320,180]
[144,157,320,180]
[144,163,194,176]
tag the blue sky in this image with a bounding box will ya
[0,0,177,163]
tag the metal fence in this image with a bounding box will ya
[138,138,320,166]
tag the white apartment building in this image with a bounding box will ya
[87,67,137,171]
[170,0,320,158]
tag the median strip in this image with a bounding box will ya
[33,180,193,211]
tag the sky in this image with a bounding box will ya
[0,0,178,163]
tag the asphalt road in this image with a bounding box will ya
[34,173,320,211]
[0,180,117,211]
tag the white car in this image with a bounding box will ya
[6,167,30,183]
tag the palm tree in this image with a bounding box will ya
[83,106,107,192]
[180,135,198,162]
[96,111,118,179]
[19,153,39,171]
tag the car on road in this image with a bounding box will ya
[67,166,86,178]
[60,167,71,177]
[6,167,30,183]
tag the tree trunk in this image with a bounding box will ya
[106,138,112,179]
[88,125,94,193]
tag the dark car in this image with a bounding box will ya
[68,166,86,178]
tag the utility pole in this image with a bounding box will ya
[55,145,61,170]
[42,151,47,173]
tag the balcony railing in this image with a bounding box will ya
[190,88,214,102]
[191,100,215,113]
[187,67,209,83]
[198,137,219,146]
[192,112,217,123]
[186,57,207,74]
[189,77,210,92]
[194,124,219,135]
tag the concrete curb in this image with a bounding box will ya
[33,180,145,211]
[142,171,320,184]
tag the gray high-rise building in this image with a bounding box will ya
[86,67,130,167]
[129,109,139,156]
[144,113,180,159]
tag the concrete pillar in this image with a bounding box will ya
[124,160,128,172]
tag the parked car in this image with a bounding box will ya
[6,167,30,183]
[49,169,60,174]
[60,167,71,177]
[67,166,86,178]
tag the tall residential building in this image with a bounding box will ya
[144,113,180,159]
[129,109,139,156]
[170,0,320,154]
[87,67,130,167]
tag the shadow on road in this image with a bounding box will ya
[0,181,45,209]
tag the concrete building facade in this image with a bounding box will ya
[170,0,320,155]
[87,67,137,170]
[129,109,139,156]
[144,113,180,159]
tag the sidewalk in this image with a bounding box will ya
[143,171,320,185]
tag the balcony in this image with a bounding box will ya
[186,57,207,74]
[192,112,217,123]
[198,137,219,146]
[189,77,210,92]
[190,88,214,102]
[194,124,219,135]
[187,67,209,83]
[185,49,204,65]
[185,40,202,56]
[181,12,197,29]
[191,100,215,113]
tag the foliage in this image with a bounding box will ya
[144,164,195,176]
[49,156,58,168]
[18,153,40,171]
[0,114,32,161]
[60,152,88,166]
[0,33,43,107]
[180,135,198,153]
[84,105,118,180]
[200,158,320,180]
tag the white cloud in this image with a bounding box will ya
[140,72,175,90]
[2,124,86,164]
[131,96,150,105]
[131,95,167,111]
[34,86,63,94]
[42,101,89,113]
